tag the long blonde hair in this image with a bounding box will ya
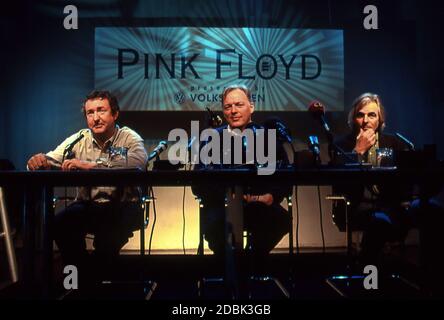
[347,92,386,133]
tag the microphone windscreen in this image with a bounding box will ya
[215,115,223,126]
[206,107,223,127]
[308,101,325,116]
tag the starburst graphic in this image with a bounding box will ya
[95,27,343,111]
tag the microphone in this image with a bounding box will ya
[148,141,168,162]
[206,107,223,127]
[187,136,197,150]
[308,101,330,133]
[308,101,351,163]
[396,132,415,151]
[63,132,85,160]
[263,117,292,144]
[308,135,321,157]
[186,135,199,163]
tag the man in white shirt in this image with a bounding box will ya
[27,90,147,286]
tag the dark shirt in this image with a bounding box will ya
[332,132,411,230]
[335,131,411,200]
[192,122,291,205]
[335,132,407,162]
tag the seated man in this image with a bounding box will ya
[192,85,291,259]
[331,92,413,266]
[27,90,147,284]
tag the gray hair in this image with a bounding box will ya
[221,84,252,107]
[347,92,386,132]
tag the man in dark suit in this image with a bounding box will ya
[193,85,291,258]
[332,93,412,266]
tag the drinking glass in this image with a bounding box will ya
[376,147,394,167]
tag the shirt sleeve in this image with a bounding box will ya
[126,137,148,170]
[46,131,85,164]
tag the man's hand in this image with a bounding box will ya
[244,193,274,206]
[61,159,97,171]
[354,129,376,155]
[27,153,51,170]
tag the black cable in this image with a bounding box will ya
[181,162,193,255]
[62,154,68,221]
[317,185,326,255]
[64,186,68,220]
[295,186,300,254]
[182,185,186,255]
[148,186,157,255]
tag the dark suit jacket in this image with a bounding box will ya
[192,122,291,206]
[335,132,407,156]
[331,132,411,230]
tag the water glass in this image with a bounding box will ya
[376,147,394,167]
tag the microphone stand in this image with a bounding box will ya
[324,130,361,166]
[309,106,357,165]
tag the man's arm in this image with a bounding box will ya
[244,193,274,206]
[105,130,148,170]
[354,129,376,155]
[27,153,51,170]
[61,159,97,171]
[124,139,148,169]
[243,134,291,206]
[46,131,86,164]
[27,132,83,171]
[62,138,148,171]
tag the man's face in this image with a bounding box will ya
[354,101,380,133]
[222,89,254,130]
[84,98,118,138]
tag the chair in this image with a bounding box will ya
[246,194,293,300]
[99,189,157,300]
[196,194,293,299]
[325,193,420,298]
[52,186,157,299]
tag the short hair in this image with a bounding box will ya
[347,92,386,132]
[81,90,120,116]
[221,84,252,107]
